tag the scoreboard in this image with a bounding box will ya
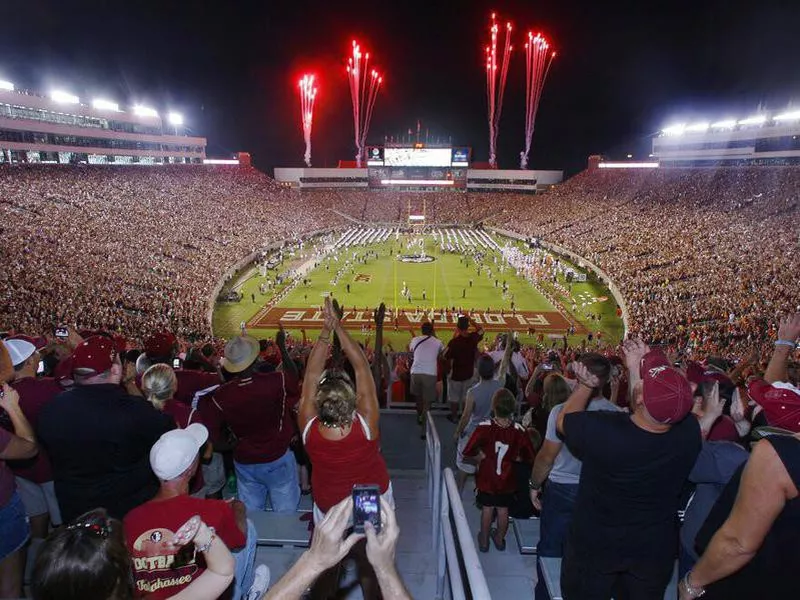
[366,145,470,189]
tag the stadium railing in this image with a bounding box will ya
[425,411,442,545]
[436,468,492,600]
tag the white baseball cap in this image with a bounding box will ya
[150,423,209,481]
[3,339,36,367]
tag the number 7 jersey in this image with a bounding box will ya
[463,419,535,495]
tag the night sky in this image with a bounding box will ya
[1,0,799,174]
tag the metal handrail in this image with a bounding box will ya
[425,412,442,545]
[436,468,493,600]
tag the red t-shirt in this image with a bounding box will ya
[463,420,535,495]
[123,495,245,599]
[202,371,299,464]
[174,370,221,406]
[4,377,61,483]
[446,333,482,381]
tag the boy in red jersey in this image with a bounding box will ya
[463,388,535,552]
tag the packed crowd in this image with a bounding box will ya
[487,167,800,355]
[0,165,348,341]
[0,299,412,599]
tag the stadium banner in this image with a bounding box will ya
[249,307,579,333]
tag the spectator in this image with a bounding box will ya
[32,508,236,600]
[681,433,799,599]
[529,354,619,600]
[463,388,535,552]
[408,321,444,439]
[0,383,38,598]
[453,339,513,491]
[555,341,703,598]
[2,338,63,574]
[37,336,174,521]
[443,315,484,423]
[202,330,300,514]
[123,425,268,600]
[299,298,391,597]
[265,496,411,600]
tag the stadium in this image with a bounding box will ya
[1,7,799,600]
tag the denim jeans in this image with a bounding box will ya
[535,481,579,600]
[0,492,30,561]
[234,448,300,513]
[231,519,257,600]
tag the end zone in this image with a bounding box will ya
[248,307,584,334]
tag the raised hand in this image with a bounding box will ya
[374,302,386,327]
[704,381,724,420]
[276,323,287,348]
[777,312,800,343]
[322,297,339,331]
[569,361,601,389]
[622,337,650,371]
[308,497,364,571]
[364,497,400,571]
[0,383,20,412]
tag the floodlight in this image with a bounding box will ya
[685,122,709,133]
[92,98,119,111]
[710,119,737,129]
[50,90,79,104]
[626,154,633,158]
[0,80,14,91]
[773,110,800,122]
[737,115,766,126]
[167,112,184,126]
[661,124,686,136]
[133,105,159,118]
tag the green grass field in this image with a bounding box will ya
[212,232,624,348]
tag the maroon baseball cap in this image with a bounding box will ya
[748,379,800,433]
[639,349,694,424]
[145,332,176,359]
[72,336,118,375]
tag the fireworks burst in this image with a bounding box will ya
[485,13,513,168]
[520,32,555,169]
[346,40,383,167]
[298,74,317,167]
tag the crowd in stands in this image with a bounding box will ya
[487,167,800,355]
[1,162,799,599]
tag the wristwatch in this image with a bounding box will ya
[529,479,542,491]
[680,571,706,598]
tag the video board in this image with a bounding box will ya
[384,147,453,167]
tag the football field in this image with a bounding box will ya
[212,232,624,347]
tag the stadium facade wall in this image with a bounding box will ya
[488,226,630,336]
[274,167,563,191]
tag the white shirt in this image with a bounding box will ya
[488,350,530,380]
[409,335,444,376]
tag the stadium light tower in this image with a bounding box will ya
[50,90,79,104]
[133,105,159,118]
[0,80,14,91]
[92,98,120,111]
[167,112,183,136]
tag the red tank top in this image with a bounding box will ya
[304,414,390,512]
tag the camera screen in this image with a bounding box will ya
[353,486,381,533]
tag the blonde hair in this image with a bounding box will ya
[141,364,177,411]
[316,377,357,427]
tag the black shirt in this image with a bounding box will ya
[563,410,701,563]
[696,435,800,599]
[37,383,174,521]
